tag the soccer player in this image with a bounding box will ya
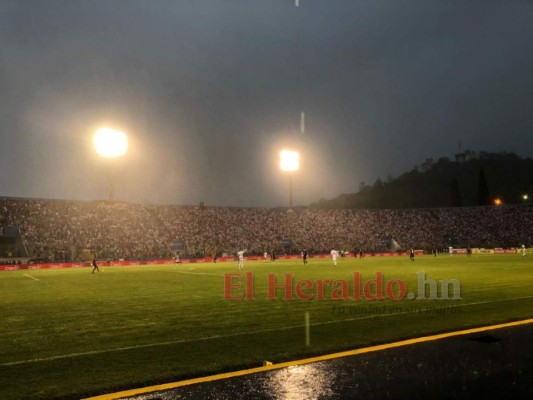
[409,249,415,262]
[237,249,247,270]
[522,244,527,257]
[449,246,453,256]
[302,249,308,265]
[264,251,268,262]
[330,249,339,266]
[91,256,99,274]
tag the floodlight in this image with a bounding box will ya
[279,150,300,172]
[279,149,300,210]
[93,127,128,201]
[93,128,128,158]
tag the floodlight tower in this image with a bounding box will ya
[279,149,300,210]
[93,127,128,201]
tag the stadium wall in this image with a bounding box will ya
[9,249,520,271]
[3,248,530,271]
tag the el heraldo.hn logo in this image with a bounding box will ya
[224,272,462,301]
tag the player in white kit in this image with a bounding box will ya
[330,249,339,266]
[237,249,247,270]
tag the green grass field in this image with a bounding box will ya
[1,254,532,399]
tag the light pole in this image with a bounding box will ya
[279,149,300,210]
[93,127,128,201]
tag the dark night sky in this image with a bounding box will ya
[1,0,533,207]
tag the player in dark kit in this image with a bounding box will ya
[302,250,308,265]
[409,249,415,262]
[91,257,99,273]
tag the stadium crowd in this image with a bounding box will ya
[1,197,532,262]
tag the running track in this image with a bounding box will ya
[86,319,533,400]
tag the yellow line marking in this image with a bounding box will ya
[83,318,533,400]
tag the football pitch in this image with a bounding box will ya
[1,255,532,399]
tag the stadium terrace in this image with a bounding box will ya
[1,197,532,264]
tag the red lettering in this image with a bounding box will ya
[245,272,254,300]
[332,280,349,300]
[316,279,330,300]
[224,274,242,300]
[268,274,293,300]
[296,279,314,300]
[353,272,361,299]
[386,279,407,301]
[363,272,385,300]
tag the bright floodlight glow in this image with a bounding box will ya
[523,194,529,200]
[493,198,503,206]
[93,128,128,158]
[279,150,300,172]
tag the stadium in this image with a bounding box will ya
[1,199,532,265]
[2,1,533,399]
[1,198,532,399]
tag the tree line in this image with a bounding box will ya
[311,151,533,209]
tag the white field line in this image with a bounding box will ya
[2,295,532,367]
[171,271,226,277]
[23,273,39,281]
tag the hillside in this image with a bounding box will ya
[311,151,533,209]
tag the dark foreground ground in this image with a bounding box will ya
[122,324,533,400]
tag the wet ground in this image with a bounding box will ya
[122,324,533,400]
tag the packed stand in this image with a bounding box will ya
[1,197,532,262]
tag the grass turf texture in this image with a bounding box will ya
[0,255,532,399]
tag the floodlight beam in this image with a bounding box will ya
[279,149,300,210]
[93,127,128,201]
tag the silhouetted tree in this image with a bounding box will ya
[311,152,533,209]
[450,177,462,207]
[477,168,491,206]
